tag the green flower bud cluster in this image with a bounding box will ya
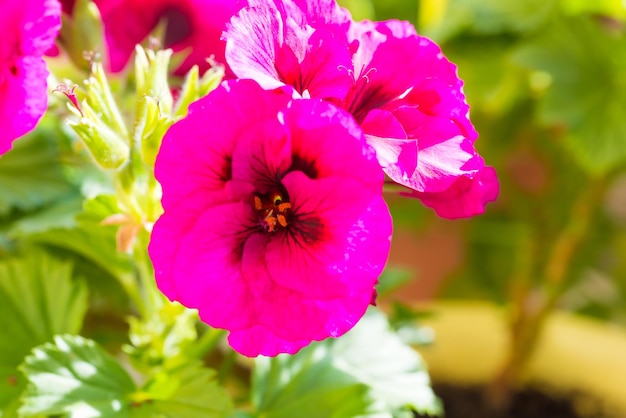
[57,19,224,229]
[66,63,129,170]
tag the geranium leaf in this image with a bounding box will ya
[515,16,626,175]
[253,346,371,418]
[0,253,87,412]
[20,335,137,417]
[252,308,440,418]
[375,268,413,296]
[332,308,441,417]
[26,195,133,278]
[0,131,75,216]
[6,196,83,238]
[134,363,233,418]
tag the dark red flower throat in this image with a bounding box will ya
[254,191,292,232]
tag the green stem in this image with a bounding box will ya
[189,328,227,359]
[489,178,605,407]
[134,228,162,317]
[218,350,237,385]
[116,271,147,317]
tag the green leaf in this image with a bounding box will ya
[27,195,133,278]
[134,363,233,418]
[20,335,137,418]
[0,252,87,412]
[6,196,83,238]
[0,131,75,216]
[252,308,440,418]
[515,16,626,175]
[376,268,413,297]
[253,347,370,418]
[331,309,441,416]
[20,335,233,418]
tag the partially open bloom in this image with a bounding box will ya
[149,79,392,356]
[224,0,499,218]
[62,0,240,75]
[224,0,352,98]
[0,0,61,155]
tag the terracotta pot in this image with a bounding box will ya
[415,301,626,415]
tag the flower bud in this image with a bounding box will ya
[68,103,130,169]
[134,46,173,114]
[133,46,176,166]
[59,0,104,71]
[86,64,129,140]
[173,63,225,117]
[136,97,174,166]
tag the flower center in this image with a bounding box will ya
[254,192,292,232]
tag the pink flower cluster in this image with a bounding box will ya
[223,0,498,218]
[1,0,498,357]
[150,0,499,356]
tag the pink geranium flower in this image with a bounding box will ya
[62,0,240,75]
[0,0,61,155]
[224,0,499,218]
[148,79,392,357]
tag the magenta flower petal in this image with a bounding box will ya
[390,105,479,192]
[228,324,312,357]
[154,81,290,208]
[67,0,241,74]
[224,2,353,99]
[0,0,61,155]
[407,164,500,219]
[149,79,392,356]
[360,109,417,178]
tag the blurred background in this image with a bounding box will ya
[336,0,626,325]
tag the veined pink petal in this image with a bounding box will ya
[0,0,61,155]
[391,106,479,192]
[228,324,313,358]
[225,4,352,99]
[407,165,500,219]
[155,80,291,208]
[361,109,417,178]
[244,0,351,31]
[149,186,251,301]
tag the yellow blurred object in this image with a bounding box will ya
[418,0,448,30]
[416,301,626,414]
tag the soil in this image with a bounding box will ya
[414,384,585,418]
